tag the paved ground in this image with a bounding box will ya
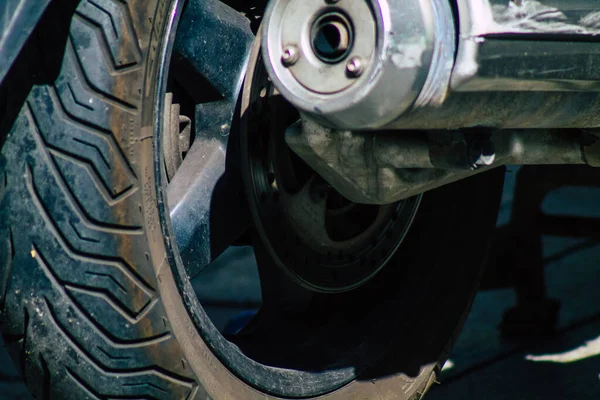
[4,166,600,399]
[430,167,600,399]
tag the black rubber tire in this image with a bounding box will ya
[0,0,504,399]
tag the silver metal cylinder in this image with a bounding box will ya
[262,0,456,130]
[264,0,600,131]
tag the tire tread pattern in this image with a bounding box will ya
[0,1,199,398]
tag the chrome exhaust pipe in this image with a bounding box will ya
[262,0,600,130]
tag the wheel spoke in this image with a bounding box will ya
[172,0,255,102]
[167,0,256,278]
[168,132,250,279]
[168,138,223,277]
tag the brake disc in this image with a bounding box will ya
[241,36,421,293]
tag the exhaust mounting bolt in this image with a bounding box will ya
[281,45,300,67]
[346,56,364,77]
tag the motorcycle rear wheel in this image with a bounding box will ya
[0,0,504,398]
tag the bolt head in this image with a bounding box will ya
[281,45,299,67]
[346,56,364,77]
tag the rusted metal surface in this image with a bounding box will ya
[265,0,600,204]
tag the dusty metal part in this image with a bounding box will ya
[167,0,255,278]
[286,118,590,204]
[452,0,600,91]
[262,0,600,204]
[262,0,456,129]
[263,0,600,131]
[162,93,192,182]
[392,0,600,129]
[383,0,600,130]
[382,91,600,130]
[458,0,600,39]
[405,0,600,130]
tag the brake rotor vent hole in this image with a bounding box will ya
[311,12,353,64]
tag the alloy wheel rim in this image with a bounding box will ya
[156,1,424,397]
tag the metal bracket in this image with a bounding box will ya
[286,117,593,204]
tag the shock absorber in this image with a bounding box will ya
[262,0,600,130]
